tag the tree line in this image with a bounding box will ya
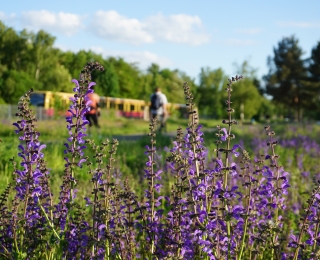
[0,21,319,121]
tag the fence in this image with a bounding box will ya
[0,105,151,122]
[0,105,55,121]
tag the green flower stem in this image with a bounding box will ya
[150,136,156,255]
[38,199,60,240]
[313,217,320,252]
[238,183,252,259]
[224,83,233,260]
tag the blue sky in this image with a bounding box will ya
[1,0,320,83]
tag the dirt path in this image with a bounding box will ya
[111,132,178,141]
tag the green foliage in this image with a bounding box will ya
[1,70,38,103]
[196,63,266,121]
[309,41,320,82]
[145,64,188,104]
[158,69,187,103]
[92,60,120,97]
[0,22,30,72]
[52,94,69,118]
[44,65,73,92]
[0,23,74,103]
[231,78,262,120]
[197,67,227,118]
[231,61,264,120]
[60,50,91,79]
[264,36,317,121]
[29,30,57,81]
[108,57,141,98]
[304,41,320,119]
[1,21,320,121]
[255,98,276,121]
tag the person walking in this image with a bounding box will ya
[150,87,168,133]
[85,85,101,131]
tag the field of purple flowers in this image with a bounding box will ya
[1,62,320,259]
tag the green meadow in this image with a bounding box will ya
[1,111,320,209]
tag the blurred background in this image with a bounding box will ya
[2,1,320,222]
[0,0,320,123]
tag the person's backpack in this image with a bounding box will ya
[151,93,162,110]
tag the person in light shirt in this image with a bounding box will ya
[150,87,168,133]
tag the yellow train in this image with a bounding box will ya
[29,91,188,119]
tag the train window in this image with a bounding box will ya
[130,105,135,111]
[99,99,106,108]
[118,104,124,111]
[30,93,45,107]
[109,102,115,109]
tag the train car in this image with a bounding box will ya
[29,90,188,120]
[30,91,74,108]
[99,96,147,119]
[99,96,188,120]
[29,91,74,117]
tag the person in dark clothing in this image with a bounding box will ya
[150,87,168,133]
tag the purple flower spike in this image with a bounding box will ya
[221,128,228,141]
[231,144,241,157]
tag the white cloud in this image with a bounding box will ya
[0,11,7,20]
[2,10,209,45]
[0,11,16,23]
[90,46,173,69]
[89,10,153,44]
[225,38,256,46]
[236,28,262,34]
[277,21,320,28]
[145,13,210,45]
[20,10,83,36]
[89,11,209,45]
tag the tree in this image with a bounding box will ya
[44,65,73,92]
[108,57,141,99]
[303,41,320,120]
[145,64,190,104]
[92,60,120,97]
[147,63,162,90]
[309,41,320,82]
[232,61,263,121]
[0,22,30,72]
[0,70,38,104]
[158,69,187,104]
[0,23,39,103]
[197,67,227,118]
[263,36,309,121]
[29,30,56,81]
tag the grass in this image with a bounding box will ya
[0,112,181,199]
[1,106,320,208]
[0,114,223,205]
[2,113,320,204]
